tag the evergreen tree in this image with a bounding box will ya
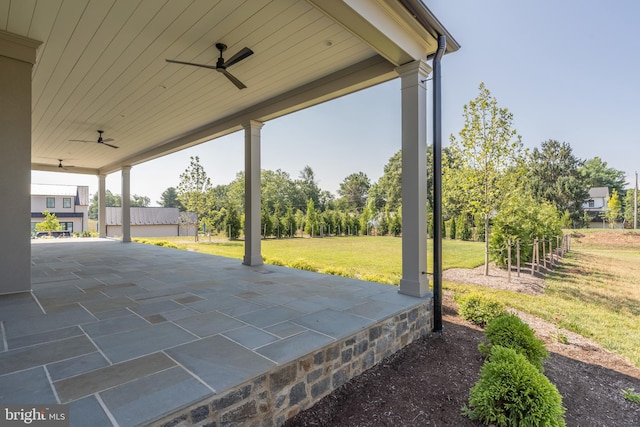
[450,217,457,240]
[304,199,318,236]
[526,140,587,223]
[281,204,296,237]
[359,205,372,235]
[623,187,638,227]
[294,209,305,236]
[378,208,390,236]
[224,204,242,239]
[158,187,184,210]
[261,205,273,238]
[459,215,472,241]
[338,172,371,213]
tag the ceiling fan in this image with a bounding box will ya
[166,43,253,89]
[57,159,74,170]
[69,130,118,149]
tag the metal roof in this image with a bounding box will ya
[105,207,180,226]
[31,183,78,197]
[588,187,610,199]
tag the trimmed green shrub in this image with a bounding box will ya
[456,292,507,327]
[463,346,566,427]
[479,314,549,371]
[288,259,318,272]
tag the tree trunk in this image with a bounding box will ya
[484,214,489,276]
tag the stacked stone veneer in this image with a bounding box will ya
[153,299,432,427]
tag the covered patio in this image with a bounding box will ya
[1,239,430,426]
[1,1,458,425]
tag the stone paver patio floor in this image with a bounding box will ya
[0,239,425,426]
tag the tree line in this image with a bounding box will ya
[88,82,638,271]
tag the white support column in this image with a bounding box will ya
[0,31,41,294]
[98,174,107,238]
[121,166,131,243]
[397,60,431,297]
[243,120,264,266]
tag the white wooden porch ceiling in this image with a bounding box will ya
[0,0,457,175]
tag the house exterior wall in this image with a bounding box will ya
[583,187,610,214]
[582,196,607,210]
[0,34,36,294]
[30,186,89,234]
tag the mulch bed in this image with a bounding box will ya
[285,293,640,426]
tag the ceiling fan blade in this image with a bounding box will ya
[101,138,115,143]
[165,59,217,70]
[101,142,119,149]
[222,70,247,89]
[69,139,94,143]
[223,47,253,68]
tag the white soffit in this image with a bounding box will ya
[0,0,456,175]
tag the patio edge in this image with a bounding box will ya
[151,298,433,427]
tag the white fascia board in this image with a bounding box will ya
[307,0,436,65]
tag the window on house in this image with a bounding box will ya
[61,222,73,232]
[588,200,594,208]
[46,197,55,208]
[63,198,72,208]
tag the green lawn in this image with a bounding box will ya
[137,231,640,367]
[142,236,485,284]
[445,233,640,368]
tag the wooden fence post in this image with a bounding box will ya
[507,238,512,283]
[516,239,521,277]
[531,238,537,275]
[542,238,547,269]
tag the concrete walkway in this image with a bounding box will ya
[0,239,428,426]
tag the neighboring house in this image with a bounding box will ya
[105,207,196,238]
[583,187,609,216]
[583,186,611,227]
[31,184,89,234]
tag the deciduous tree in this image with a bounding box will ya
[579,157,627,196]
[130,194,150,207]
[606,188,622,228]
[177,156,213,234]
[88,190,121,219]
[35,210,62,232]
[445,82,525,275]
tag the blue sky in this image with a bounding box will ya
[33,0,640,204]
